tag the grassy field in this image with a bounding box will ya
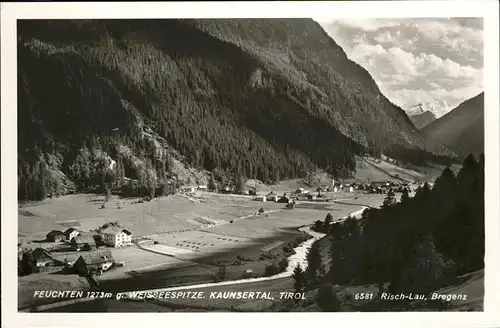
[18,192,278,245]
[19,186,387,311]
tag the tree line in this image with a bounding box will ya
[292,153,484,310]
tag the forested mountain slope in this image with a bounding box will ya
[17,19,452,201]
[423,93,484,156]
[409,111,437,129]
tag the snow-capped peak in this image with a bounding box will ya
[406,100,451,118]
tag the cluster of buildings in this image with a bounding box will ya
[358,181,412,194]
[45,226,132,250]
[20,224,133,277]
[181,185,208,193]
[26,247,115,277]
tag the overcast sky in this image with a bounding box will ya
[319,18,483,110]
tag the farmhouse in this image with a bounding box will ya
[278,195,291,203]
[71,234,97,251]
[267,192,278,202]
[244,268,254,278]
[100,227,132,248]
[197,185,208,191]
[255,195,267,202]
[74,250,114,276]
[31,247,54,267]
[46,230,65,242]
[63,228,80,241]
[295,188,309,195]
[182,186,197,193]
[52,253,80,267]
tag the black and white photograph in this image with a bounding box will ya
[2,1,500,327]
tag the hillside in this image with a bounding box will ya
[278,155,484,312]
[409,111,437,129]
[18,19,452,201]
[423,93,484,156]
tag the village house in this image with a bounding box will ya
[182,186,197,193]
[307,194,316,200]
[278,194,292,203]
[295,188,309,195]
[31,247,54,267]
[266,192,278,202]
[347,185,354,192]
[63,228,80,242]
[100,227,132,248]
[317,186,329,192]
[197,185,208,191]
[52,253,80,268]
[73,250,114,276]
[46,230,65,242]
[255,195,267,202]
[70,234,97,251]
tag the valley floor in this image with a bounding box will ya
[19,188,386,311]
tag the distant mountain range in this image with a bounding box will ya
[422,93,484,156]
[406,99,451,119]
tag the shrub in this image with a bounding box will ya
[279,258,289,272]
[264,264,279,277]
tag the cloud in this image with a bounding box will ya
[374,31,394,44]
[411,19,483,58]
[321,18,483,110]
[332,18,402,32]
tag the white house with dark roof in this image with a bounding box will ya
[63,228,80,241]
[266,192,278,202]
[100,227,132,248]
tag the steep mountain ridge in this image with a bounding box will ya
[17,19,453,201]
[423,93,484,156]
[409,110,437,129]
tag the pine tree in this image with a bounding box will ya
[235,175,246,194]
[208,174,218,192]
[292,264,305,293]
[400,187,410,203]
[305,240,322,285]
[382,188,396,208]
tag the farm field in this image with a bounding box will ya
[20,187,387,311]
[18,192,276,246]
